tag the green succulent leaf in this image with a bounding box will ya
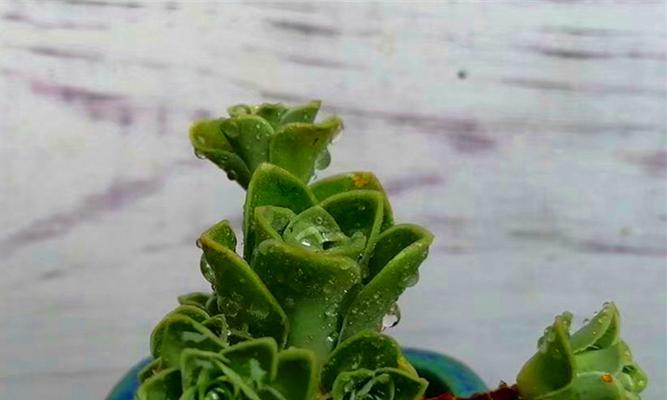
[251,239,361,362]
[191,101,336,189]
[340,225,433,340]
[279,100,321,125]
[219,337,279,384]
[200,236,288,347]
[331,367,427,400]
[177,292,213,311]
[269,116,342,183]
[271,348,318,400]
[570,302,620,353]
[178,348,262,400]
[136,368,182,400]
[320,190,385,272]
[189,118,251,187]
[150,305,211,358]
[252,206,296,243]
[321,331,402,391]
[138,358,163,384]
[252,103,289,128]
[516,313,575,399]
[200,219,238,251]
[220,116,274,173]
[310,171,394,230]
[517,303,647,400]
[157,315,227,368]
[243,163,317,259]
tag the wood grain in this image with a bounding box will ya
[0,1,665,398]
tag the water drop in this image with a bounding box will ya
[200,256,215,283]
[402,270,420,287]
[194,149,206,159]
[381,303,401,331]
[314,149,331,170]
[227,170,238,181]
[195,238,203,249]
[255,133,261,141]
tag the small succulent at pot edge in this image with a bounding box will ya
[137,101,431,400]
[426,303,647,400]
[137,100,648,400]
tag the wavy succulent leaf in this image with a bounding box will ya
[517,303,647,400]
[320,190,385,272]
[178,349,262,400]
[310,171,394,230]
[177,292,213,311]
[269,116,342,183]
[251,239,361,361]
[220,115,274,173]
[321,331,402,391]
[189,118,251,187]
[243,163,317,259]
[190,100,335,189]
[136,368,182,400]
[200,235,288,347]
[340,225,433,340]
[159,315,228,368]
[279,100,321,125]
[200,219,238,251]
[150,305,211,358]
[271,348,318,400]
[331,367,428,400]
[252,206,296,243]
[219,337,279,384]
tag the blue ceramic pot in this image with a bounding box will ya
[106,348,486,400]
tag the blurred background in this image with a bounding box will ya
[1,1,665,398]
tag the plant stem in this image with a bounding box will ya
[426,384,520,400]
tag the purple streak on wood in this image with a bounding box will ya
[2,12,109,30]
[576,239,667,257]
[622,150,667,177]
[446,130,497,153]
[383,174,444,195]
[63,0,142,9]
[0,177,163,257]
[39,269,67,281]
[540,26,631,37]
[501,77,667,97]
[284,54,361,70]
[29,79,137,126]
[249,2,317,14]
[156,104,169,136]
[191,108,212,120]
[521,45,667,61]
[266,19,341,37]
[24,46,101,62]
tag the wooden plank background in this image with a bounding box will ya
[1,1,665,398]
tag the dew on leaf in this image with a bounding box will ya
[381,303,401,331]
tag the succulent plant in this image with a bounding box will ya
[516,302,647,400]
[136,100,648,400]
[136,101,431,399]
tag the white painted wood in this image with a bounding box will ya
[0,1,665,398]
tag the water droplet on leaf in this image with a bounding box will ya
[381,303,401,331]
